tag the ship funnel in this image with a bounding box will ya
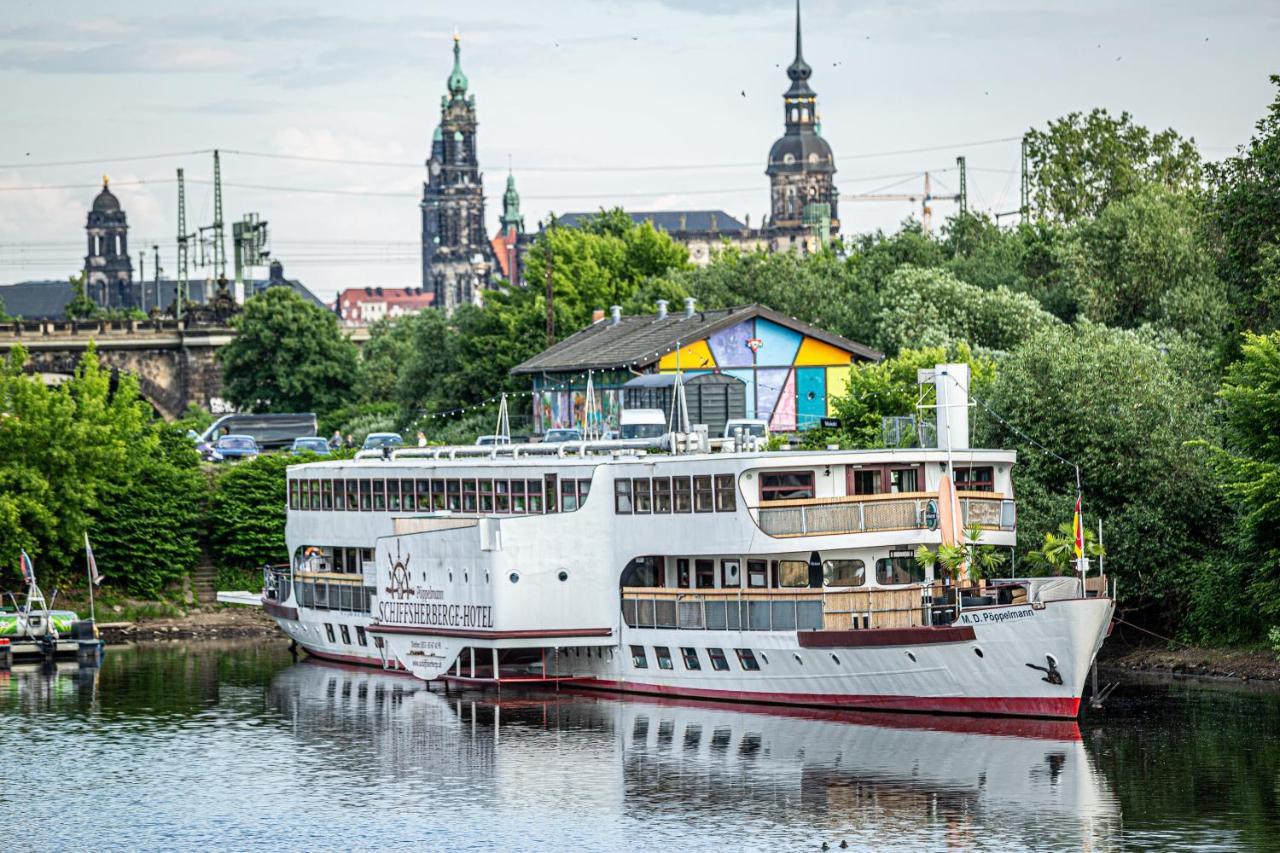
[918,363,970,452]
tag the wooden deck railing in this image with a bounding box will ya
[753,491,1015,538]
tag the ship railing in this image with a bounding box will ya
[262,564,292,603]
[753,491,1015,538]
[289,571,374,614]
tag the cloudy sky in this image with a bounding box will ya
[1,0,1276,302]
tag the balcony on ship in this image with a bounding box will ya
[751,490,1016,538]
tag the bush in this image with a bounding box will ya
[207,454,291,572]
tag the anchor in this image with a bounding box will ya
[1025,655,1064,685]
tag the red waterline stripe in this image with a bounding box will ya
[798,625,976,648]
[302,646,397,670]
[573,679,1081,719]
[365,625,613,640]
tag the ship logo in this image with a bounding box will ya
[384,541,413,600]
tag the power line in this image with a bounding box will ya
[0,150,212,170]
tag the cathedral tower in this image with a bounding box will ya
[764,1,839,250]
[421,33,497,314]
[84,176,135,308]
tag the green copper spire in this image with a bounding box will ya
[447,31,468,97]
[500,169,524,232]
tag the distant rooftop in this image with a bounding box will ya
[556,210,750,235]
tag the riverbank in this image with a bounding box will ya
[1101,643,1280,683]
[97,605,279,643]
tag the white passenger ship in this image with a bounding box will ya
[265,365,1114,718]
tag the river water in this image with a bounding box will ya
[3,641,1277,851]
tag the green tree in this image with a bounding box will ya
[218,287,358,414]
[207,454,291,573]
[1025,108,1202,222]
[975,321,1228,634]
[873,266,1058,355]
[1205,75,1280,334]
[1066,184,1228,342]
[64,271,97,320]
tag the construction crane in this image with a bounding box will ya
[841,157,967,235]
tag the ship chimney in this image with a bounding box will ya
[920,363,970,452]
[610,305,622,326]
[683,297,696,318]
[656,299,669,319]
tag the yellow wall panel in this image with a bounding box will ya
[795,337,854,366]
[825,365,852,415]
[658,339,716,371]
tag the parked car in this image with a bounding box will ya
[475,435,511,446]
[290,436,332,456]
[210,434,261,463]
[619,408,667,440]
[362,432,403,451]
[542,428,583,444]
[723,418,769,439]
[195,413,318,452]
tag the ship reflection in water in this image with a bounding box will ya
[268,660,1119,850]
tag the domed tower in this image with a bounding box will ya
[421,32,497,315]
[764,0,838,250]
[84,176,135,308]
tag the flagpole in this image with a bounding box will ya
[85,532,96,623]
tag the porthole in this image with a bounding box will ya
[464,571,469,583]
[558,570,569,582]
[760,652,769,665]
[974,647,984,658]
[448,571,453,582]
[907,651,917,663]
[793,653,803,666]
[509,572,520,584]
[485,571,490,584]
[831,653,841,665]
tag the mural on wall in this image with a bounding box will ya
[536,389,621,434]
[658,318,856,431]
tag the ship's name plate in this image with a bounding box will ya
[378,600,494,629]
[957,606,1034,625]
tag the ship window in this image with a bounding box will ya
[321,480,333,511]
[527,479,544,513]
[511,479,526,513]
[655,646,674,670]
[695,559,715,589]
[562,479,578,512]
[630,645,648,668]
[356,625,367,646]
[823,559,865,587]
[760,471,815,501]
[673,476,692,513]
[890,468,919,493]
[495,479,510,513]
[463,479,478,512]
[735,649,761,671]
[289,479,299,510]
[359,479,372,511]
[633,478,652,513]
[876,555,925,585]
[340,624,351,645]
[955,466,995,492]
[333,480,346,511]
[747,560,768,588]
[401,479,416,511]
[681,647,701,670]
[620,556,662,587]
[415,479,430,510]
[707,648,730,671]
[479,479,494,513]
[694,476,714,512]
[851,469,881,495]
[545,474,558,512]
[677,558,690,589]
[578,479,591,506]
[309,480,320,510]
[653,477,672,513]
[387,479,401,511]
[325,624,335,643]
[776,560,809,588]
[372,479,386,512]
[346,480,359,512]
[721,559,741,588]
[714,474,736,512]
[433,479,447,511]
[443,479,459,511]
[614,479,633,514]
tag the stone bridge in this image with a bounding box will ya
[0,319,373,419]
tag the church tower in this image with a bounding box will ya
[422,33,497,314]
[764,1,839,251]
[84,176,135,308]
[490,169,530,285]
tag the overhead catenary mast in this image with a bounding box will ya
[175,168,195,320]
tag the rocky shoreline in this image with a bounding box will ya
[98,606,281,644]
[1100,644,1280,684]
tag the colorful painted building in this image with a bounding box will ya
[511,300,881,434]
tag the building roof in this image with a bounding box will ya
[557,210,749,235]
[511,303,881,375]
[0,276,323,319]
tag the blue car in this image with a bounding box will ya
[290,437,332,456]
[211,434,261,462]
